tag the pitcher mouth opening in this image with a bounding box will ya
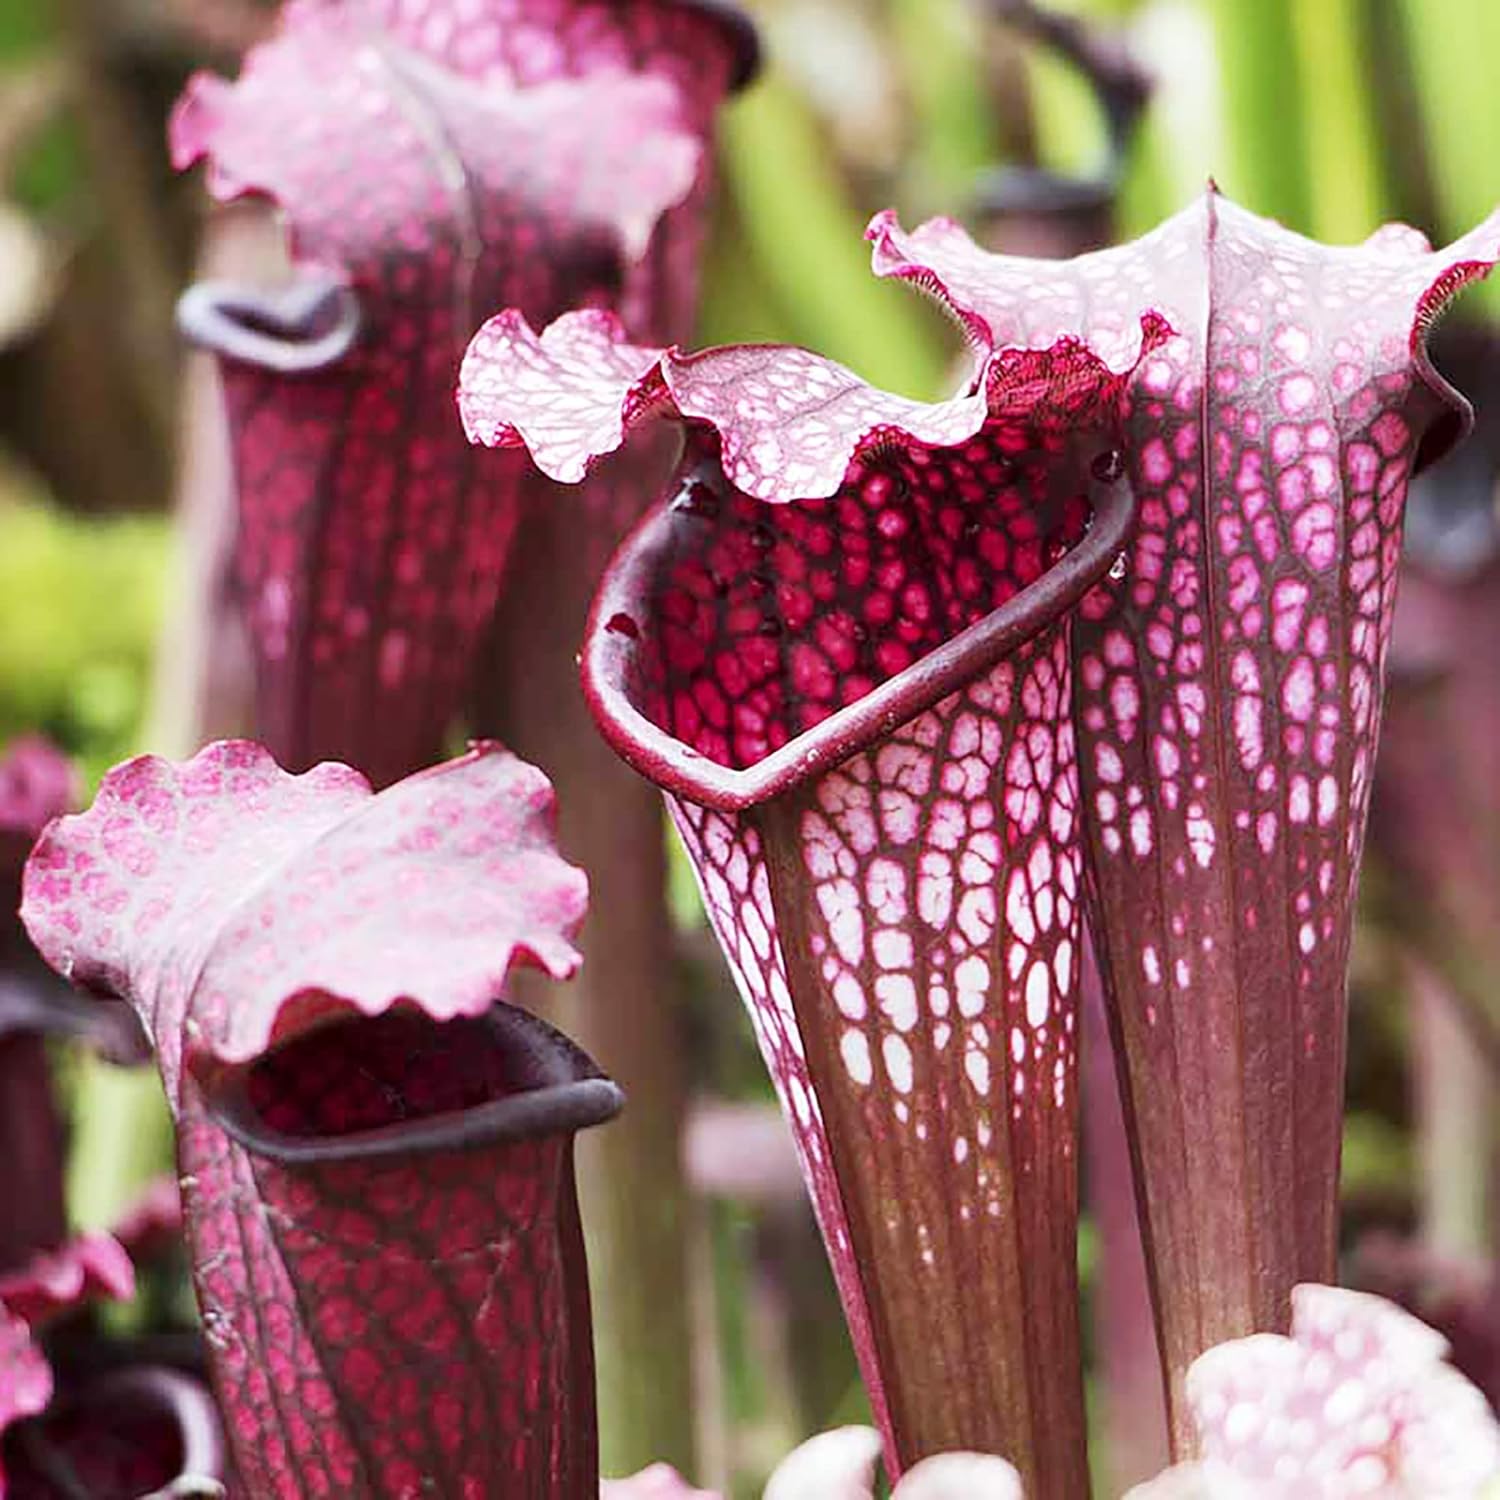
[177,274,361,375]
[206,1001,622,1164]
[582,432,1136,812]
[5,1366,225,1500]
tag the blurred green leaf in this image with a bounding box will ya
[665,810,708,930]
[889,0,997,209]
[0,487,168,783]
[65,1054,173,1234]
[1397,0,1500,314]
[1290,0,1388,242]
[716,76,955,397]
[0,3,85,213]
[1342,1110,1414,1202]
[1207,0,1312,229]
[1024,22,1112,183]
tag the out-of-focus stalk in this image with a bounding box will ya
[716,76,951,396]
[1205,0,1311,228]
[484,456,699,1476]
[1112,0,1227,236]
[146,203,285,759]
[1288,0,1387,242]
[1397,0,1500,315]
[1409,951,1492,1258]
[64,1057,174,1235]
[1370,328,1500,1264]
[889,0,997,210]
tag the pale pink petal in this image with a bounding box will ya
[891,1452,1025,1500]
[602,1462,722,1499]
[763,1427,884,1500]
[1290,1281,1451,1375]
[1122,1463,1218,1499]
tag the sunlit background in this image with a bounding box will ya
[0,0,1496,1493]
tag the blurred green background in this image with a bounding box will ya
[0,0,1495,1493]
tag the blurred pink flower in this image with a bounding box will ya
[603,1462,722,1499]
[1126,1285,1500,1499]
[765,1427,1023,1500]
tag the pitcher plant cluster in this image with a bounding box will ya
[1,0,1498,1497]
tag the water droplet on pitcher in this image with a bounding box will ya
[1091,448,1125,484]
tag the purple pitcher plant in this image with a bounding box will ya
[19,740,630,1498]
[171,0,754,787]
[460,185,1500,1483]
[1,738,86,1273]
[1372,324,1500,1059]
[1,738,148,1265]
[867,192,1500,1443]
[0,1091,222,1498]
[460,292,1165,1495]
[0,1230,227,1499]
[170,0,760,1472]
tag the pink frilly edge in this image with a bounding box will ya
[460,310,674,483]
[168,0,702,270]
[866,189,1500,467]
[19,741,588,1109]
[458,298,1169,500]
[459,192,1500,506]
[108,1176,184,1267]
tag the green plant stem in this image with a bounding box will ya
[1206,0,1311,229]
[65,1055,172,1231]
[888,0,996,211]
[1409,951,1493,1257]
[1021,13,1110,184]
[1288,0,1388,240]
